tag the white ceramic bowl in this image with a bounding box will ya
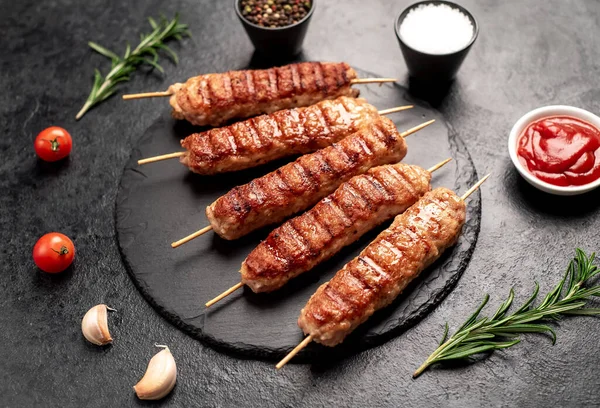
[508,105,600,196]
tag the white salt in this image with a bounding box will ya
[399,3,474,55]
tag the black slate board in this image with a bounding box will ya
[115,70,482,361]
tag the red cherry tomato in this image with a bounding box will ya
[33,233,75,273]
[34,127,73,162]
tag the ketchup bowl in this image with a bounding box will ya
[508,105,600,196]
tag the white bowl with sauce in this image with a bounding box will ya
[508,105,600,196]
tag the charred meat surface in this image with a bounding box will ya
[180,97,379,175]
[169,62,358,126]
[206,116,408,240]
[298,187,466,346]
[241,163,431,292]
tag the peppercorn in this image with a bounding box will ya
[240,0,312,27]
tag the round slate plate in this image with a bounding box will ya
[115,69,481,361]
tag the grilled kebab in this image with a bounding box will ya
[179,96,383,175]
[169,62,360,126]
[298,187,467,347]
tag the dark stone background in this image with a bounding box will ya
[1,0,600,407]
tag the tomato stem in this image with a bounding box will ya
[51,245,69,256]
[44,138,61,152]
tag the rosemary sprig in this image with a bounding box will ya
[414,249,600,378]
[75,15,189,120]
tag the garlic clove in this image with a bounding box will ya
[133,345,177,400]
[81,304,113,346]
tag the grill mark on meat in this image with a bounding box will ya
[314,104,332,137]
[245,71,255,98]
[291,64,301,93]
[247,179,265,206]
[314,62,325,93]
[388,165,418,199]
[226,187,251,218]
[246,118,268,150]
[225,128,238,154]
[340,65,349,85]
[366,175,394,201]
[293,162,318,192]
[324,284,353,314]
[325,196,354,228]
[358,256,388,286]
[380,238,405,259]
[341,182,371,210]
[200,78,211,107]
[222,73,234,106]
[287,221,314,257]
[310,199,336,238]
[268,68,278,98]
[314,151,336,176]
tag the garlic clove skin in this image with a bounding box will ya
[133,346,177,400]
[81,304,113,346]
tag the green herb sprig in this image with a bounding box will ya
[76,15,189,120]
[414,249,600,378]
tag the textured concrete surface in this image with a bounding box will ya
[2,0,600,407]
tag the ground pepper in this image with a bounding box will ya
[240,0,312,28]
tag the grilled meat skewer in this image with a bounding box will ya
[123,62,397,127]
[298,187,467,347]
[169,62,359,127]
[176,97,404,175]
[275,175,489,369]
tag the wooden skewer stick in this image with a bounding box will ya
[427,157,452,173]
[122,78,398,100]
[122,91,173,100]
[171,119,436,249]
[377,105,413,115]
[204,156,450,308]
[205,282,245,307]
[136,105,414,166]
[461,174,490,201]
[350,78,397,85]
[276,335,314,370]
[137,152,185,165]
[171,225,213,248]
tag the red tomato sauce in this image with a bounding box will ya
[517,116,600,187]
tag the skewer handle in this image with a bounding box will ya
[377,105,414,115]
[427,158,452,173]
[275,335,314,370]
[205,282,245,307]
[138,152,185,165]
[461,174,490,201]
[171,225,213,248]
[351,78,398,85]
[400,119,435,138]
[122,91,173,100]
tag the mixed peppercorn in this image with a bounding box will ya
[240,0,312,28]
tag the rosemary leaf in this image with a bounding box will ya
[414,249,600,378]
[76,14,189,120]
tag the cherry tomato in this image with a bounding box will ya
[34,127,73,162]
[33,233,75,273]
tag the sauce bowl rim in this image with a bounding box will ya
[508,105,600,196]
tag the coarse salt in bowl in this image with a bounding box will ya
[394,1,478,81]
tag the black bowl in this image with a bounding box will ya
[235,0,316,59]
[395,1,478,82]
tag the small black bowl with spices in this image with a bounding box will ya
[235,0,315,58]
